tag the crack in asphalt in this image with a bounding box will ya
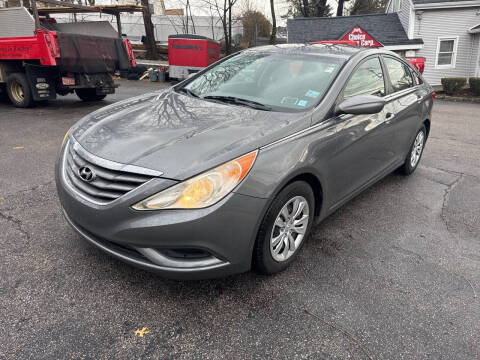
[1,180,55,198]
[0,182,50,240]
[441,173,465,233]
[303,309,375,360]
[420,165,479,181]
[0,210,30,240]
[392,245,478,300]
[428,136,479,147]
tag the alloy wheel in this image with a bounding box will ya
[270,195,310,262]
[410,131,425,168]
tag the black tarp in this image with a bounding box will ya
[42,21,130,73]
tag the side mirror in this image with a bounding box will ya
[335,94,385,115]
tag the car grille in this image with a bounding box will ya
[64,142,155,204]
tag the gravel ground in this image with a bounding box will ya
[0,80,479,359]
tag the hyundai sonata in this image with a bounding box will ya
[56,44,434,279]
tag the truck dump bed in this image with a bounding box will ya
[42,21,131,73]
[0,7,131,73]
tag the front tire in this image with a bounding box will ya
[399,126,426,175]
[75,88,107,102]
[6,73,35,108]
[253,181,315,275]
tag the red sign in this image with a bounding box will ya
[340,26,382,47]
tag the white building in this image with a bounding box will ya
[0,0,243,44]
[386,0,480,85]
[52,13,242,44]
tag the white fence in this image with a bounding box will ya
[54,13,243,43]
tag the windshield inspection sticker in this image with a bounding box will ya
[305,90,320,98]
[281,97,298,105]
[296,99,308,107]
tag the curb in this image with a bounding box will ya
[435,95,480,103]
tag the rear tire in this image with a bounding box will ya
[399,126,426,175]
[75,89,107,102]
[253,181,315,275]
[6,73,35,108]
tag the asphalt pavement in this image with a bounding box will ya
[1,80,479,359]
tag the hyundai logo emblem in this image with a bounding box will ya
[78,166,95,182]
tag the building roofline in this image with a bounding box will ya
[468,23,480,33]
[287,13,397,21]
[414,0,480,9]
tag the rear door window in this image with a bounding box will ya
[343,57,385,99]
[384,57,414,92]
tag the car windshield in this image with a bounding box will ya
[179,51,345,111]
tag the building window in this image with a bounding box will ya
[436,37,458,69]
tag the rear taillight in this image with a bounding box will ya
[432,92,436,100]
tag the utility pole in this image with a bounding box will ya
[141,0,158,59]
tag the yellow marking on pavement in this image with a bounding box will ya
[134,327,150,337]
[13,146,24,150]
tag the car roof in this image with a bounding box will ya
[242,43,370,60]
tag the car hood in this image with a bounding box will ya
[71,89,310,180]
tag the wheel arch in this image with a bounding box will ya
[423,118,431,138]
[283,173,323,218]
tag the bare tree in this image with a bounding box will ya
[348,0,386,14]
[202,0,239,54]
[168,0,197,34]
[141,0,158,59]
[336,0,347,16]
[285,0,333,17]
[269,0,276,44]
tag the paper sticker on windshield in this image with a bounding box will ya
[305,90,320,98]
[281,97,298,105]
[324,66,335,73]
[296,99,308,107]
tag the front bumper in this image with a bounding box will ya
[56,141,268,280]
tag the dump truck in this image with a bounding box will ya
[0,5,136,107]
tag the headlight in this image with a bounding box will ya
[132,150,258,210]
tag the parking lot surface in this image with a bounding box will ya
[1,80,479,359]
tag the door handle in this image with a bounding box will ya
[385,112,394,124]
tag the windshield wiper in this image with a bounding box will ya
[202,95,272,111]
[178,88,199,98]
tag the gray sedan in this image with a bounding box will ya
[55,44,434,279]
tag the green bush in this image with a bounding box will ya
[469,77,480,96]
[441,77,467,95]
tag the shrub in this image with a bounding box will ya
[441,77,467,95]
[469,77,480,96]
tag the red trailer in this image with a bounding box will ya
[168,34,220,80]
[0,3,137,108]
